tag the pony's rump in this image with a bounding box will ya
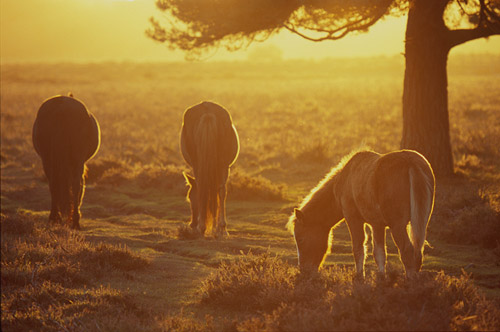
[181,101,239,169]
[372,150,434,247]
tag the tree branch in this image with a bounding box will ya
[147,0,403,55]
[283,4,388,43]
[283,24,349,41]
[448,24,500,48]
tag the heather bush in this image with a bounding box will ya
[430,177,500,249]
[1,281,145,332]
[1,211,149,287]
[88,158,288,202]
[295,140,332,165]
[199,252,500,331]
[255,271,500,331]
[158,313,219,332]
[94,161,187,195]
[199,251,298,311]
[1,211,152,331]
[227,169,288,202]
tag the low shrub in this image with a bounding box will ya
[199,251,298,311]
[1,211,149,288]
[89,159,289,202]
[227,169,288,202]
[92,161,188,195]
[1,210,152,331]
[1,279,156,332]
[430,177,500,249]
[199,252,500,331]
[158,313,218,332]
[86,157,128,184]
[295,140,332,165]
[255,271,500,331]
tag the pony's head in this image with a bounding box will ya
[290,208,331,272]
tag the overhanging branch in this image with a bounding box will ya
[448,24,500,48]
[283,5,388,43]
[283,24,349,41]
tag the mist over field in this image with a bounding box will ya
[1,55,500,330]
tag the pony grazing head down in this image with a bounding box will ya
[288,150,435,279]
[290,208,333,271]
[287,163,343,272]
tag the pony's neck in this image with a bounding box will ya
[302,175,343,228]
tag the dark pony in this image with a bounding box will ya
[180,101,239,237]
[288,150,435,278]
[33,94,100,229]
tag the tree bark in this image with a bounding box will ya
[401,0,454,177]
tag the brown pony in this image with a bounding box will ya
[288,150,435,278]
[33,95,100,229]
[180,101,239,237]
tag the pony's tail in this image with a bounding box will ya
[196,113,218,234]
[408,157,435,265]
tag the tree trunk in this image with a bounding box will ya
[401,0,454,177]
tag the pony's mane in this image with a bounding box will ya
[286,148,367,233]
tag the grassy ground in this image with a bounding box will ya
[1,55,500,330]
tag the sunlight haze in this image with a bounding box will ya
[1,0,499,63]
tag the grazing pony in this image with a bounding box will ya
[33,95,100,229]
[180,101,239,237]
[288,150,435,278]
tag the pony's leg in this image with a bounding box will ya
[48,183,62,224]
[390,223,416,278]
[371,224,387,275]
[71,165,85,230]
[188,199,202,234]
[185,174,199,232]
[345,218,367,278]
[189,206,198,230]
[197,200,207,235]
[216,182,229,237]
[44,160,61,224]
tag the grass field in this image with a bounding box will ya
[1,55,500,331]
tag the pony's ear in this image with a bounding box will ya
[183,172,196,187]
[294,208,305,222]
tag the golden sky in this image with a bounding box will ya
[1,0,499,63]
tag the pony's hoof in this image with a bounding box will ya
[215,228,229,238]
[405,271,418,281]
[49,215,62,224]
[353,273,365,283]
[177,224,203,240]
[375,272,386,284]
